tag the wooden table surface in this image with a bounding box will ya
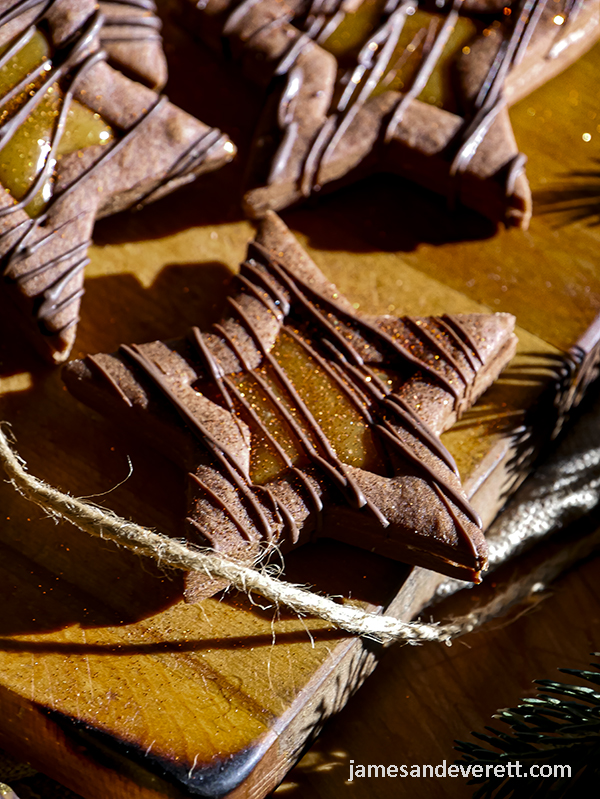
[0,9,600,799]
[272,512,600,799]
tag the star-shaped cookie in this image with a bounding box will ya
[0,0,235,364]
[63,212,517,600]
[181,0,600,228]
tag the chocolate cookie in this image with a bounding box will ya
[180,0,600,228]
[0,0,235,364]
[63,212,518,600]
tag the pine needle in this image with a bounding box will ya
[455,655,600,798]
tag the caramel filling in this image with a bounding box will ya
[377,10,475,111]
[323,2,476,112]
[322,0,386,60]
[0,29,114,217]
[231,329,383,485]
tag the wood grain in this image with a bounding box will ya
[0,13,599,799]
[276,515,600,799]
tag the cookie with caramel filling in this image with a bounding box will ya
[63,212,518,600]
[0,0,235,364]
[180,0,600,229]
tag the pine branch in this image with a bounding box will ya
[455,655,600,798]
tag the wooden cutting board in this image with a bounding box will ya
[0,14,599,799]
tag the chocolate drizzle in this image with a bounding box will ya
[99,1,163,44]
[308,0,419,192]
[120,341,278,543]
[447,0,554,192]
[384,0,461,141]
[0,6,105,335]
[101,237,490,566]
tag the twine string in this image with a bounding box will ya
[0,425,573,645]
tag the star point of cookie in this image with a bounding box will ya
[0,0,235,364]
[99,0,168,90]
[181,0,600,229]
[63,211,518,600]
